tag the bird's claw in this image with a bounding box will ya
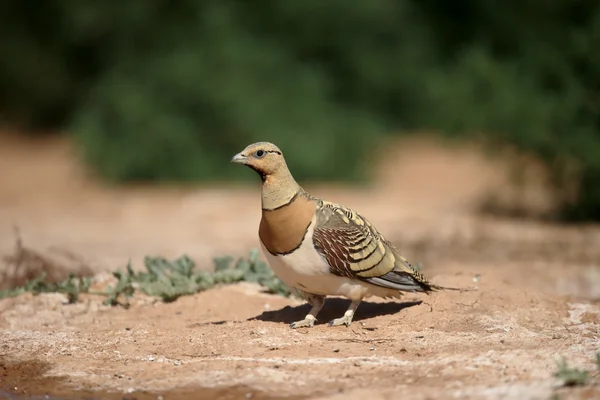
[328,316,353,327]
[290,317,316,329]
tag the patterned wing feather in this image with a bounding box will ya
[312,201,433,292]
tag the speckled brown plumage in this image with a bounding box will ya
[312,199,434,292]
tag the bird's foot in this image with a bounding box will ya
[290,315,316,329]
[328,300,361,327]
[328,314,353,327]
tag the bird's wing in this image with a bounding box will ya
[311,200,433,292]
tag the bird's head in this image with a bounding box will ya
[231,142,286,180]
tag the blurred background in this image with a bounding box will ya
[1,0,600,281]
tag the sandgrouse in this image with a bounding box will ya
[232,141,456,328]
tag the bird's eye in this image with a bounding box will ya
[254,150,265,158]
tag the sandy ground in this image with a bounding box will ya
[0,133,599,399]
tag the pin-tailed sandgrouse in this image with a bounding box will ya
[232,142,462,328]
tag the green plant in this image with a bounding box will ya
[0,273,93,304]
[554,357,590,387]
[0,249,291,305]
[104,249,291,305]
[212,249,291,297]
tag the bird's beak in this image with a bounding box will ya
[231,152,248,164]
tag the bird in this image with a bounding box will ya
[231,141,465,328]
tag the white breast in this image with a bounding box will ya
[259,219,373,300]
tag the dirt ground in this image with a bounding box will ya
[0,132,599,399]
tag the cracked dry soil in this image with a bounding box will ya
[0,133,599,399]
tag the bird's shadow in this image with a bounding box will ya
[251,298,423,325]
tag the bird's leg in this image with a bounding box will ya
[290,293,325,329]
[328,299,361,327]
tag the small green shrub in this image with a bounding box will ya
[104,249,291,305]
[0,249,291,305]
[0,273,92,304]
[554,358,590,387]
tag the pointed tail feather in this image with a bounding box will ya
[427,283,478,292]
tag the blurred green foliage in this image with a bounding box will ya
[554,357,590,387]
[1,1,600,219]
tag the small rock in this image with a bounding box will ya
[333,348,340,353]
[174,360,182,366]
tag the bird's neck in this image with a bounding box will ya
[261,169,302,211]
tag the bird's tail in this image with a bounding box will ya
[428,283,478,292]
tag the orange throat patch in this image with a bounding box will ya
[259,194,316,255]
